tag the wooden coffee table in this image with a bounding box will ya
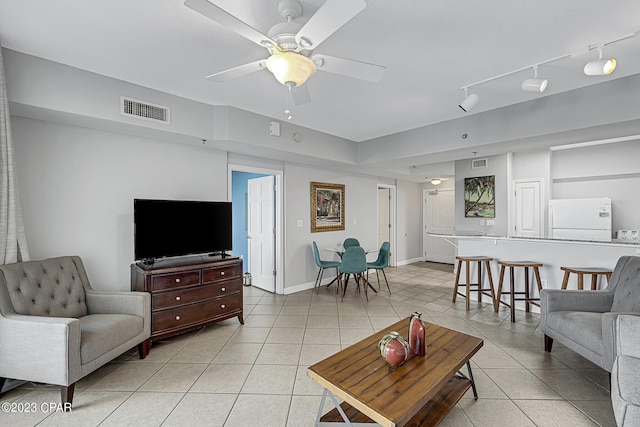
[307,317,483,427]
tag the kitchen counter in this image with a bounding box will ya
[428,232,640,313]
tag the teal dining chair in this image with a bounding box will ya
[338,246,370,301]
[367,241,391,293]
[312,241,341,293]
[343,238,360,249]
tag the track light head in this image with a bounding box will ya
[584,58,617,75]
[584,45,617,76]
[521,78,548,92]
[459,93,479,112]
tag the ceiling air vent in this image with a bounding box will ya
[121,97,170,124]
[471,158,488,169]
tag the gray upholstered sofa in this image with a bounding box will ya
[0,256,151,409]
[611,315,640,426]
[540,255,640,372]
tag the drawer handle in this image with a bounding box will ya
[221,287,226,292]
[175,315,181,321]
[175,278,181,283]
[175,296,181,301]
[220,271,225,276]
[221,304,226,309]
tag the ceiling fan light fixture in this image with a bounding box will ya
[266,52,316,87]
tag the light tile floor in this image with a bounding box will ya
[1,263,616,426]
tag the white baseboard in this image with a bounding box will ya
[395,257,423,266]
[283,276,337,295]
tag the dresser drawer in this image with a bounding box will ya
[152,281,241,310]
[152,296,242,333]
[152,270,200,291]
[202,264,242,283]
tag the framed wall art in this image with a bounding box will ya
[311,181,345,232]
[464,175,495,218]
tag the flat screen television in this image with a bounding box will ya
[134,199,232,261]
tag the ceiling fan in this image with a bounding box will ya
[184,0,386,105]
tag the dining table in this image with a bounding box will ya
[324,246,379,294]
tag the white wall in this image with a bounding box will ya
[551,139,640,233]
[12,117,228,290]
[396,180,422,263]
[455,154,509,236]
[283,164,380,291]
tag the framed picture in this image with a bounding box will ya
[464,175,495,218]
[311,181,345,232]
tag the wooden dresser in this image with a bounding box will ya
[131,256,243,344]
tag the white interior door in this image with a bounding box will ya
[248,176,275,292]
[424,190,455,264]
[377,188,390,247]
[514,180,542,237]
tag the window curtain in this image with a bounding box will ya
[0,43,30,264]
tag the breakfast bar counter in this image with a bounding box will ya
[428,233,640,312]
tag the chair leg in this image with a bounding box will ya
[138,339,151,359]
[314,268,322,293]
[381,268,391,294]
[375,269,381,290]
[544,335,554,352]
[61,383,75,411]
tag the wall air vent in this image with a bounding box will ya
[120,97,170,124]
[471,158,488,169]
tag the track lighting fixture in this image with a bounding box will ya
[521,65,548,93]
[584,45,617,76]
[459,88,479,112]
[457,32,634,109]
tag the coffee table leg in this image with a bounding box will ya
[467,362,478,400]
[457,362,478,401]
[316,388,381,426]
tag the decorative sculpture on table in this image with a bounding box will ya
[409,312,426,356]
[378,331,409,370]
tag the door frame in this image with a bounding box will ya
[228,164,284,294]
[512,178,544,238]
[377,184,397,267]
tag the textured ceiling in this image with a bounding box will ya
[1,0,639,145]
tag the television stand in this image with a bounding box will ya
[131,257,243,346]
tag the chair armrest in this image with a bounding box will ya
[616,314,640,359]
[0,313,81,385]
[540,289,614,313]
[601,312,640,372]
[85,290,150,318]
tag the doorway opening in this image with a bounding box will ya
[423,189,455,264]
[229,165,283,294]
[377,184,396,267]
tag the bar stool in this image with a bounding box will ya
[453,256,496,311]
[560,266,613,290]
[495,261,544,322]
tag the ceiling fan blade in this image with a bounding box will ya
[295,0,366,50]
[312,54,386,82]
[291,85,311,105]
[206,60,267,82]
[184,0,277,49]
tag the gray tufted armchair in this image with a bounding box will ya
[541,255,640,373]
[0,256,151,410]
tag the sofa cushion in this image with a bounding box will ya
[611,256,640,312]
[547,311,603,355]
[0,257,87,317]
[80,314,143,364]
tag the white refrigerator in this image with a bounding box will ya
[548,197,612,242]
